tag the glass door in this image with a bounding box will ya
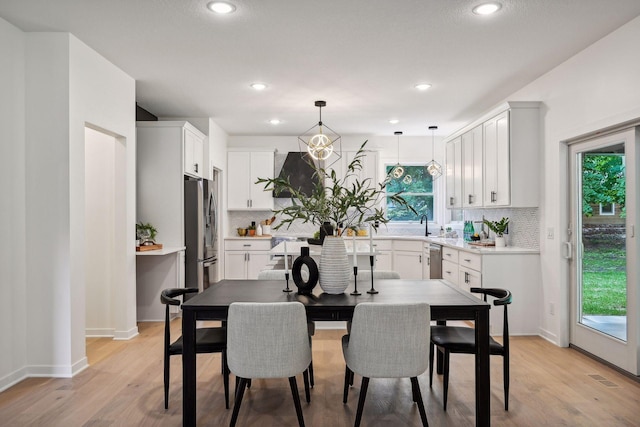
[568,128,638,375]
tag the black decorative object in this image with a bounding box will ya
[367,255,378,294]
[308,221,334,245]
[292,247,319,295]
[350,266,361,296]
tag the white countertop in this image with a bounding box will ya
[270,240,374,256]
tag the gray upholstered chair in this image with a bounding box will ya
[257,269,316,387]
[227,302,312,427]
[342,302,431,427]
[345,270,401,335]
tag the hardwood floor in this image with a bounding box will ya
[1,321,639,426]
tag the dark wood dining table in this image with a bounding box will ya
[181,279,491,426]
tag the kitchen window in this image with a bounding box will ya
[385,164,434,221]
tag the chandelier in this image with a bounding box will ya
[425,125,442,179]
[298,100,342,167]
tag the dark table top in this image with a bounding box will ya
[182,279,490,321]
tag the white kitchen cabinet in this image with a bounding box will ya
[462,125,483,208]
[371,239,393,271]
[183,126,205,178]
[422,242,431,279]
[483,111,510,206]
[445,136,462,209]
[392,240,424,279]
[224,239,272,279]
[442,259,459,286]
[330,150,379,190]
[227,151,274,210]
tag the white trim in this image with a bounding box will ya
[113,326,140,340]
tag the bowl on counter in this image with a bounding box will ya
[237,227,247,237]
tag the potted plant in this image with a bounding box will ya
[136,222,158,245]
[247,224,256,237]
[256,141,416,293]
[483,217,509,247]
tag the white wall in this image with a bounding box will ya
[504,16,640,346]
[0,26,137,390]
[0,16,27,390]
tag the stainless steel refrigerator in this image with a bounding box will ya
[184,177,218,291]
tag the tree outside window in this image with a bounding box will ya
[385,165,433,221]
[582,154,625,218]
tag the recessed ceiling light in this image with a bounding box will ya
[472,2,502,15]
[415,83,432,91]
[269,119,281,125]
[207,1,236,14]
[389,119,399,124]
[250,83,267,91]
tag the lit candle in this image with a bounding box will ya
[283,241,289,272]
[353,233,357,267]
[369,224,373,254]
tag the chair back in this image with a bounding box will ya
[227,302,312,379]
[471,287,512,351]
[346,302,430,378]
[160,288,198,344]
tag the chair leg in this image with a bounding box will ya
[303,369,311,403]
[164,353,170,410]
[343,366,351,403]
[443,349,450,411]
[349,369,354,386]
[504,354,510,411]
[411,376,417,402]
[308,360,315,388]
[411,377,429,427]
[288,376,306,427]
[354,377,370,427]
[222,350,230,409]
[428,342,434,388]
[230,377,248,427]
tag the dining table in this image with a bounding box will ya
[181,279,491,426]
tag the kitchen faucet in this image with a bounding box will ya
[420,214,431,236]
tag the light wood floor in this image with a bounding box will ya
[1,321,639,426]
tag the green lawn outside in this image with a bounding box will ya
[582,247,626,315]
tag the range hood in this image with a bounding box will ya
[274,152,321,198]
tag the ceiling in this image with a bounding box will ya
[2,0,640,137]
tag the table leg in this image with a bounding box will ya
[436,320,446,374]
[475,309,490,427]
[183,310,197,426]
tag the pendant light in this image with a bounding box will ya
[391,131,405,179]
[298,100,342,167]
[425,125,442,179]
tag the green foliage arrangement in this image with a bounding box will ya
[483,217,509,237]
[136,222,157,242]
[582,154,626,217]
[256,141,417,235]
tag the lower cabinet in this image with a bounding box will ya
[392,240,424,280]
[372,239,393,271]
[224,239,271,279]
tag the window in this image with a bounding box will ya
[385,164,434,221]
[599,203,616,216]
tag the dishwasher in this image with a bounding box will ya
[429,244,442,279]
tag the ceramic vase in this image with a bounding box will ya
[495,235,506,247]
[319,236,351,294]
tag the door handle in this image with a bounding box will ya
[563,242,572,260]
[491,191,497,203]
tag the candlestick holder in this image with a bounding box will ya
[350,266,361,295]
[283,271,292,293]
[367,255,378,294]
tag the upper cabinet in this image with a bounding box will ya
[445,101,540,209]
[227,151,274,210]
[183,126,205,178]
[445,136,462,209]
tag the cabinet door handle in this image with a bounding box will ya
[249,199,253,208]
[419,255,422,263]
[247,253,250,262]
[449,197,454,206]
[427,257,430,266]
[463,258,471,263]
[468,194,473,204]
[491,191,497,203]
[243,244,251,247]
[465,271,470,283]
[194,163,198,173]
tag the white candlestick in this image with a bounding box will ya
[369,224,373,254]
[353,234,357,267]
[283,241,289,272]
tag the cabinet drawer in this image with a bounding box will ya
[459,266,482,296]
[442,247,459,263]
[225,239,271,251]
[442,260,459,286]
[371,239,393,251]
[458,251,482,272]
[393,240,423,252]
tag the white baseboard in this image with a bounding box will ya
[114,326,139,340]
[0,367,28,393]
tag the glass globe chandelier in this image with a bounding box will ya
[298,100,342,167]
[425,125,442,179]
[391,131,405,179]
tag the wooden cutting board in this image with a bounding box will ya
[468,241,495,247]
[136,243,163,251]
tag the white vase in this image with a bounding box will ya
[319,236,351,294]
[495,236,506,247]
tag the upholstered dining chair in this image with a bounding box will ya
[257,269,316,387]
[345,270,401,336]
[429,287,512,411]
[342,302,431,427]
[227,302,312,427]
[160,288,229,410]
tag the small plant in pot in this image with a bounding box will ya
[136,222,157,245]
[483,217,509,247]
